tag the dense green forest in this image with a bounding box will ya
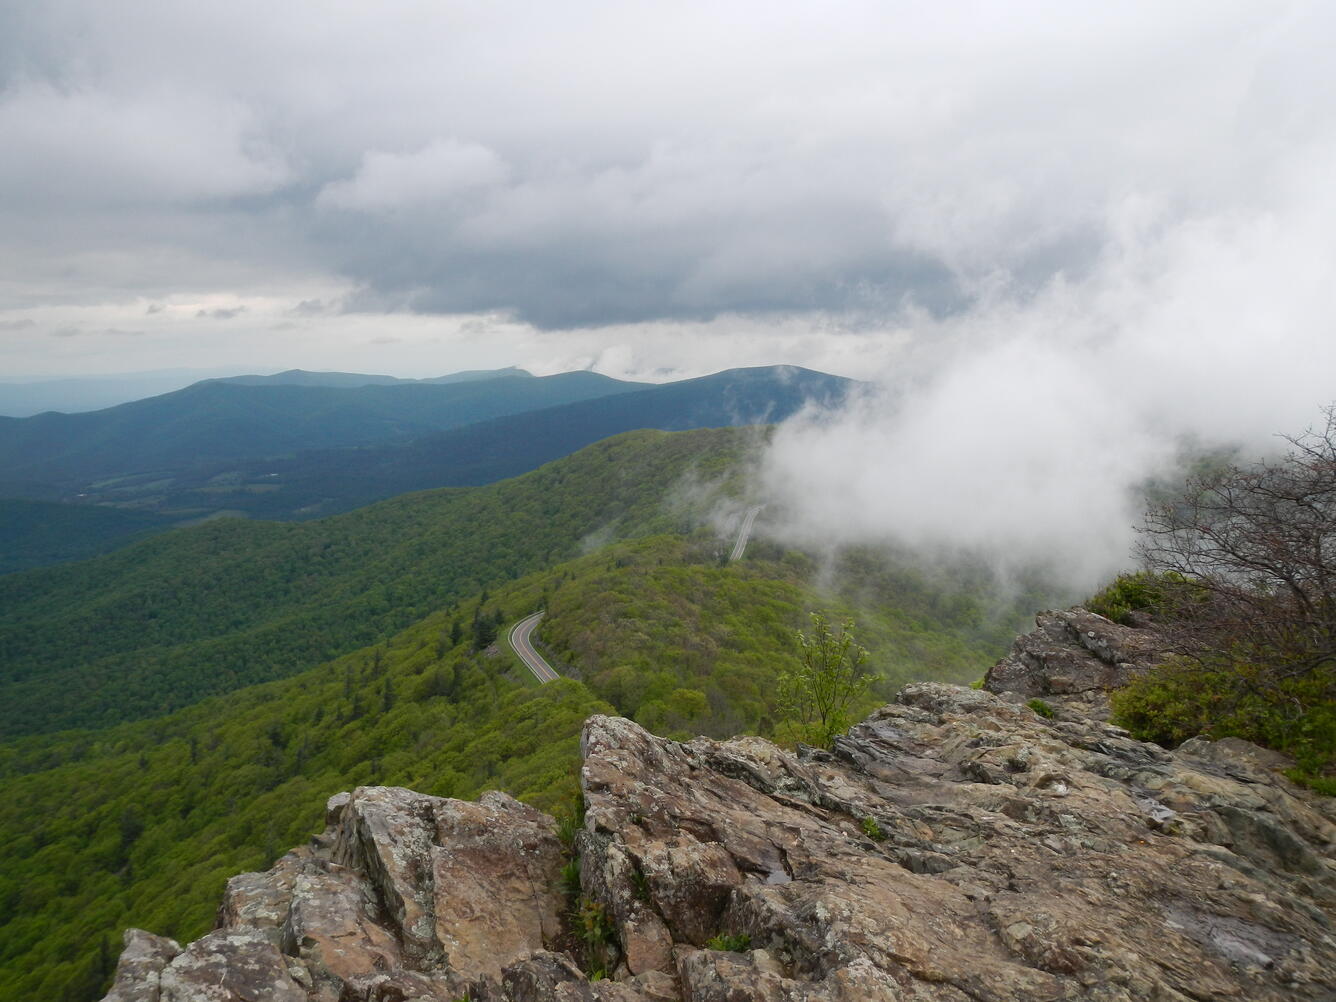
[0,587,609,1001]
[533,534,1037,738]
[0,507,1043,1001]
[0,428,750,737]
[0,500,172,575]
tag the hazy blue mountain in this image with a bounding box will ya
[419,367,534,384]
[0,370,239,417]
[146,365,856,519]
[215,366,533,388]
[0,370,642,490]
[0,367,537,417]
[214,369,411,388]
[0,365,854,571]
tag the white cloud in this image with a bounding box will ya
[0,85,290,206]
[318,140,509,212]
[760,126,1336,591]
[6,1,1329,334]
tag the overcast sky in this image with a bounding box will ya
[2,1,1329,383]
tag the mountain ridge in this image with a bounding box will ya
[0,366,855,556]
[0,427,753,737]
[212,366,535,388]
[0,370,643,488]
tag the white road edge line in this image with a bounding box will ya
[508,611,560,684]
[729,505,763,562]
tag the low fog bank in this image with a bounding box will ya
[759,160,1336,595]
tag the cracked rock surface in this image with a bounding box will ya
[102,613,1335,1001]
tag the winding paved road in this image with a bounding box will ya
[729,505,763,562]
[510,505,762,683]
[508,611,560,683]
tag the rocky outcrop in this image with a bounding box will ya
[103,615,1335,1001]
[983,607,1173,718]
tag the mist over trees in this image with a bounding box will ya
[1108,407,1336,788]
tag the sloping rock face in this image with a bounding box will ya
[102,787,566,1002]
[103,617,1336,1001]
[576,694,1335,1001]
[983,607,1172,719]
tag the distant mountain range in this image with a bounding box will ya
[0,370,641,490]
[212,366,534,388]
[0,366,536,416]
[0,365,855,568]
[195,365,853,518]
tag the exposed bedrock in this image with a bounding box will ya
[102,612,1336,1001]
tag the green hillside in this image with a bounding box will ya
[0,427,750,738]
[0,594,610,1001]
[0,500,172,575]
[532,534,1034,738]
[0,517,1038,1001]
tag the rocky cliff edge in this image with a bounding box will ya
[102,610,1336,1001]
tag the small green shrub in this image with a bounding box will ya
[860,816,884,841]
[572,896,618,979]
[574,897,615,946]
[1112,655,1335,793]
[1085,571,1195,625]
[705,933,752,952]
[630,866,651,902]
[1287,769,1336,797]
[1027,698,1055,719]
[556,814,579,849]
[559,858,581,899]
[555,790,586,850]
[778,612,871,750]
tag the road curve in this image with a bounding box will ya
[729,505,763,562]
[508,612,560,684]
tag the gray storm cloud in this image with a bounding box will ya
[5,1,1327,330]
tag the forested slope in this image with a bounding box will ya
[532,534,1039,738]
[0,427,749,737]
[0,590,610,1002]
[0,517,1041,1001]
[0,500,171,575]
